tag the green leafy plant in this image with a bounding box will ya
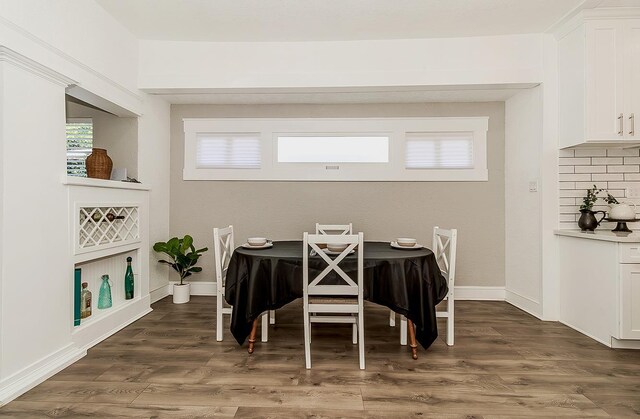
[153,235,208,285]
[580,185,603,211]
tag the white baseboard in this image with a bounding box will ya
[505,290,542,319]
[170,283,503,301]
[454,286,505,300]
[611,337,640,349]
[0,344,85,406]
[169,281,216,296]
[150,284,170,303]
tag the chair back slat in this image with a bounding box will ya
[315,223,353,235]
[432,226,457,287]
[213,225,235,287]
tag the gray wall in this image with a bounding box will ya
[170,103,505,287]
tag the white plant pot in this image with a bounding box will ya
[173,283,190,304]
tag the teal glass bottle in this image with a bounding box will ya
[124,257,134,300]
[98,274,112,309]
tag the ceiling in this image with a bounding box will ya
[97,0,589,42]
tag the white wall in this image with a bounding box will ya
[505,86,543,317]
[139,34,544,90]
[0,0,141,113]
[0,0,171,404]
[0,54,81,401]
[138,95,171,295]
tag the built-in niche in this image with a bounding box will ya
[65,94,138,180]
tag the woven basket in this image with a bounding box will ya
[86,148,113,179]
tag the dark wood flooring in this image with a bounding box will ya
[1,297,639,418]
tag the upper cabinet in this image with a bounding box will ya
[558,13,640,148]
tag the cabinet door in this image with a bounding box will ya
[585,20,625,140]
[624,20,640,139]
[619,264,640,339]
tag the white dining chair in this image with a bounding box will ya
[303,232,365,369]
[400,226,458,352]
[214,225,269,342]
[315,223,353,235]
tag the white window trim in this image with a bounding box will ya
[183,117,488,182]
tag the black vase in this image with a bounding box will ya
[578,209,606,231]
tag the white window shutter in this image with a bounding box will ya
[66,118,93,177]
[196,133,261,169]
[405,132,474,169]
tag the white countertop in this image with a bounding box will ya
[555,229,640,243]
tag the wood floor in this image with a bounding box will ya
[2,297,640,418]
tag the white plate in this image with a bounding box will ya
[241,242,273,249]
[390,241,423,250]
[322,248,355,256]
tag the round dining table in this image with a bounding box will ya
[224,240,448,353]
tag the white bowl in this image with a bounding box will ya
[247,237,267,246]
[396,238,417,247]
[327,243,349,252]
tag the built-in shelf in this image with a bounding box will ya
[73,296,141,332]
[63,176,150,191]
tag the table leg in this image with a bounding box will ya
[407,319,418,360]
[248,318,259,354]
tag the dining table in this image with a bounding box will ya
[224,240,448,354]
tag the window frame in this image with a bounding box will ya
[183,117,488,181]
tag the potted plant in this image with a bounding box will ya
[153,235,208,304]
[578,185,606,232]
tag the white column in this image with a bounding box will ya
[0,48,81,403]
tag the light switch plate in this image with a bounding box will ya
[529,180,539,192]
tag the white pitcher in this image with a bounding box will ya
[608,202,637,220]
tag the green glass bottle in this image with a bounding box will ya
[98,275,112,309]
[124,256,134,300]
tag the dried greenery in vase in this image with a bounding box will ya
[603,193,619,205]
[580,185,602,211]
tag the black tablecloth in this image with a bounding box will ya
[224,241,448,349]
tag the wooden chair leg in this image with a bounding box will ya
[407,319,418,360]
[248,318,259,354]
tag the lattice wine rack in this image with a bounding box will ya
[78,206,139,250]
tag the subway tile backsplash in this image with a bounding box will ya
[559,148,640,230]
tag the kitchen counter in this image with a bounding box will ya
[555,229,640,243]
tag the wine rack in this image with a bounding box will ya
[77,205,139,252]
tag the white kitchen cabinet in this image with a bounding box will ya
[558,13,640,148]
[556,231,640,348]
[620,264,640,339]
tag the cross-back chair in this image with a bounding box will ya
[400,226,458,358]
[303,232,365,369]
[214,225,269,343]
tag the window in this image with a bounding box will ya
[196,133,260,169]
[277,136,389,163]
[405,132,474,169]
[183,117,488,181]
[66,118,93,177]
